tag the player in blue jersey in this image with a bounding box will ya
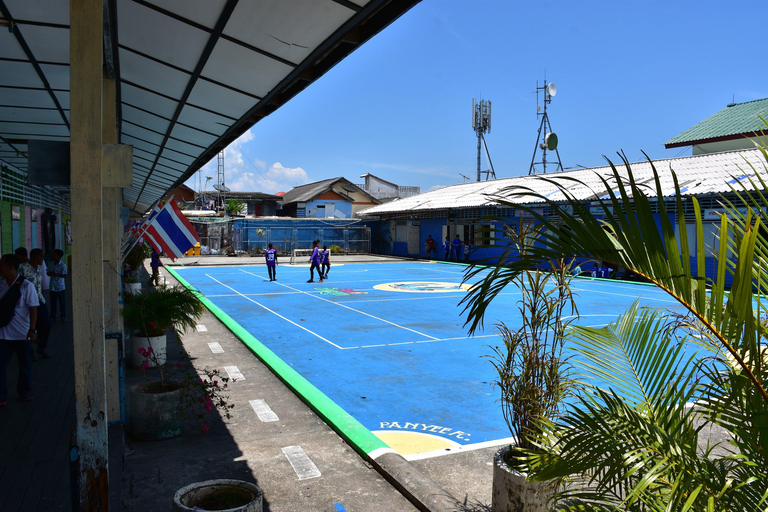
[307,240,323,283]
[265,243,277,281]
[320,245,331,280]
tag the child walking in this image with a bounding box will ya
[320,245,331,280]
[265,243,278,281]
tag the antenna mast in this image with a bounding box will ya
[472,98,496,181]
[215,150,230,209]
[529,79,563,175]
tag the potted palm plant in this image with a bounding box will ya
[123,285,205,368]
[477,221,578,512]
[463,144,768,509]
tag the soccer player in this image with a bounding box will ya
[265,243,277,281]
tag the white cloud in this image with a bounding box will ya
[185,129,309,195]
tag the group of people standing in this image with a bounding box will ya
[263,240,331,283]
[425,234,471,262]
[0,247,68,406]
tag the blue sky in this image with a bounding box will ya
[186,0,768,196]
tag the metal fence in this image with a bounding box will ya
[188,219,370,257]
[239,226,370,256]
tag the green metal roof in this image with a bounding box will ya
[665,98,768,148]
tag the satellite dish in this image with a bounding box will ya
[544,132,558,151]
[546,82,557,97]
[213,184,231,192]
[537,104,541,112]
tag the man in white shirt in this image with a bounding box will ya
[17,248,51,358]
[0,254,39,405]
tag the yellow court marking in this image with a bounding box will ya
[373,281,474,293]
[372,431,461,456]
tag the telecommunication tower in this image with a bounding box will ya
[529,79,563,175]
[472,99,496,181]
[214,150,230,208]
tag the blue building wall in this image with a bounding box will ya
[305,199,353,219]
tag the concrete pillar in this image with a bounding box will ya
[70,0,108,508]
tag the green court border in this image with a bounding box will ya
[167,266,392,460]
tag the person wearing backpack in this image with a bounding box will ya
[0,254,39,406]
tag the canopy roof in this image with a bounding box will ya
[0,0,420,214]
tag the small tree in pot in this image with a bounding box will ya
[124,285,234,440]
[472,221,580,512]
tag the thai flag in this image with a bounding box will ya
[142,200,199,261]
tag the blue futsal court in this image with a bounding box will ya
[172,260,688,459]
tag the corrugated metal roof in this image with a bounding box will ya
[665,98,768,147]
[280,177,350,203]
[280,177,378,204]
[358,148,768,216]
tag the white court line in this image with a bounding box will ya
[239,269,440,341]
[205,274,344,349]
[281,446,321,480]
[249,399,279,422]
[223,365,245,381]
[570,286,679,303]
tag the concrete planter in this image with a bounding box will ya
[492,445,553,512]
[129,381,184,440]
[129,334,166,368]
[173,479,263,512]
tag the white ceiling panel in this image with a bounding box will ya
[19,25,69,64]
[38,64,70,90]
[120,83,179,120]
[118,50,192,99]
[157,157,187,172]
[2,88,56,109]
[144,0,229,30]
[202,39,294,97]
[53,90,69,109]
[117,0,211,73]
[0,30,27,60]
[0,107,62,124]
[121,135,159,156]
[224,0,354,65]
[4,0,70,25]
[122,124,165,146]
[164,137,208,157]
[0,60,41,88]
[170,124,217,148]
[0,122,68,137]
[161,148,195,166]
[177,105,231,137]
[122,104,171,136]
[186,80,256,119]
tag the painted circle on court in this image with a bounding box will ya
[374,281,473,293]
[372,431,461,456]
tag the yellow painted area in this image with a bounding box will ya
[372,431,460,456]
[373,281,474,293]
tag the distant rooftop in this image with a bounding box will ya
[358,148,768,216]
[665,98,768,148]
